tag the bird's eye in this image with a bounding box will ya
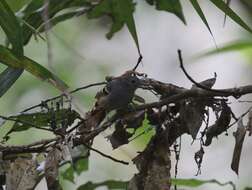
[131,79,136,84]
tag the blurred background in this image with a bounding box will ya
[1,0,252,189]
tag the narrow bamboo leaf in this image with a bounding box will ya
[190,0,213,36]
[0,0,24,97]
[116,0,141,54]
[171,178,235,189]
[0,0,23,56]
[223,0,231,26]
[0,45,68,90]
[0,68,23,97]
[21,0,90,45]
[6,0,31,12]
[210,0,252,33]
[88,0,141,54]
[196,41,252,59]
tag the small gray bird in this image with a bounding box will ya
[96,71,141,112]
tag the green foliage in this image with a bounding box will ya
[60,158,89,184]
[6,0,31,12]
[74,158,89,175]
[87,0,141,54]
[190,0,213,37]
[20,0,90,45]
[210,0,252,33]
[61,164,75,183]
[0,0,23,55]
[0,0,25,97]
[77,180,128,190]
[5,109,78,136]
[171,178,235,189]
[198,41,252,57]
[145,0,186,24]
[0,45,68,90]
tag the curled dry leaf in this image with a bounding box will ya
[45,148,62,190]
[6,157,39,190]
[191,75,216,90]
[109,122,132,149]
[231,118,246,175]
[205,103,231,146]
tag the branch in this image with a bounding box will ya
[178,49,234,96]
[135,85,252,111]
[21,81,106,113]
[1,137,60,157]
[83,143,129,165]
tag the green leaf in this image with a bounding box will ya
[0,0,23,56]
[210,0,252,33]
[6,0,31,12]
[77,180,128,190]
[21,0,90,45]
[38,10,84,33]
[0,45,68,90]
[0,68,23,97]
[171,178,235,189]
[88,0,141,54]
[61,164,75,183]
[74,158,89,175]
[6,109,78,134]
[145,0,186,24]
[190,0,213,37]
[196,41,252,59]
[0,0,24,97]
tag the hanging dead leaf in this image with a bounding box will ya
[205,103,231,146]
[45,148,62,190]
[180,100,205,139]
[108,122,133,149]
[6,157,39,190]
[231,118,246,175]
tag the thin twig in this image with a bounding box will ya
[178,49,232,96]
[133,54,143,71]
[20,19,46,41]
[83,143,129,165]
[21,82,106,113]
[228,106,252,128]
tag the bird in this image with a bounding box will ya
[95,71,141,112]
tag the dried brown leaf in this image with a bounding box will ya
[180,101,205,139]
[6,157,39,190]
[205,103,231,146]
[231,118,246,175]
[109,122,132,149]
